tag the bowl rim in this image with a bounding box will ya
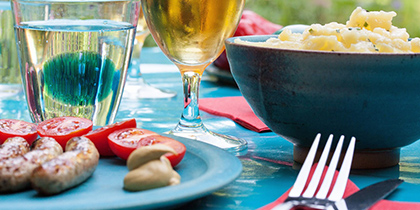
[225,35,420,57]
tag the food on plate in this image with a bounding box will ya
[214,10,283,70]
[127,144,177,171]
[108,126,186,167]
[123,144,180,191]
[84,118,137,156]
[0,119,38,145]
[235,7,420,53]
[108,127,159,160]
[0,137,63,192]
[31,136,99,195]
[37,116,93,150]
[136,135,186,167]
[0,137,30,161]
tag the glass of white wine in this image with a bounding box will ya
[124,7,177,99]
[142,0,247,152]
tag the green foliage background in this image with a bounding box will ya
[144,0,419,47]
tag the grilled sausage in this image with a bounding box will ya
[0,137,62,193]
[31,136,99,195]
[0,137,30,161]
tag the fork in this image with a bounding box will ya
[271,133,356,210]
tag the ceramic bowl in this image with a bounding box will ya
[225,35,420,169]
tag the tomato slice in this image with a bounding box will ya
[37,117,93,149]
[137,135,186,167]
[108,127,159,160]
[0,119,38,145]
[84,118,137,157]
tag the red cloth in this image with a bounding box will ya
[199,96,270,132]
[258,165,419,210]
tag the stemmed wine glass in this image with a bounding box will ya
[141,0,247,152]
[124,7,177,99]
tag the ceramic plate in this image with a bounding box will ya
[0,135,243,210]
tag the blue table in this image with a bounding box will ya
[2,47,419,209]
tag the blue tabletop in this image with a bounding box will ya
[1,47,420,209]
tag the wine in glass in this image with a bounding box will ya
[142,0,247,152]
[124,7,177,99]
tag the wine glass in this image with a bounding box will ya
[141,0,247,152]
[123,7,177,99]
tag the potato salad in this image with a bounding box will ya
[236,7,420,53]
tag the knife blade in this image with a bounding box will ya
[327,178,404,210]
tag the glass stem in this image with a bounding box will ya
[179,71,203,129]
[128,33,148,79]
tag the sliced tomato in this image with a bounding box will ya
[108,127,159,160]
[84,118,137,157]
[136,135,186,167]
[0,119,38,145]
[37,117,93,149]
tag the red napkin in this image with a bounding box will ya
[199,96,270,132]
[258,164,420,210]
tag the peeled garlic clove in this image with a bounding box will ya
[123,158,174,191]
[127,144,177,171]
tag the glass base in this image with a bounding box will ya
[168,124,248,153]
[123,78,177,99]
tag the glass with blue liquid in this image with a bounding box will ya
[11,0,140,125]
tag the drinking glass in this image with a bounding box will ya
[124,8,177,99]
[142,0,247,151]
[11,0,140,126]
[0,0,22,98]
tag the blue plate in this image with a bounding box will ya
[0,135,243,210]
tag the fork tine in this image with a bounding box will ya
[315,135,345,199]
[302,134,334,198]
[288,133,321,197]
[328,136,356,201]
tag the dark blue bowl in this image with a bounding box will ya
[225,35,420,168]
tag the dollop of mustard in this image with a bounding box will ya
[123,144,181,191]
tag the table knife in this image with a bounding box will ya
[327,178,404,210]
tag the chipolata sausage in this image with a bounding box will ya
[0,137,62,192]
[0,137,30,162]
[31,136,99,195]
